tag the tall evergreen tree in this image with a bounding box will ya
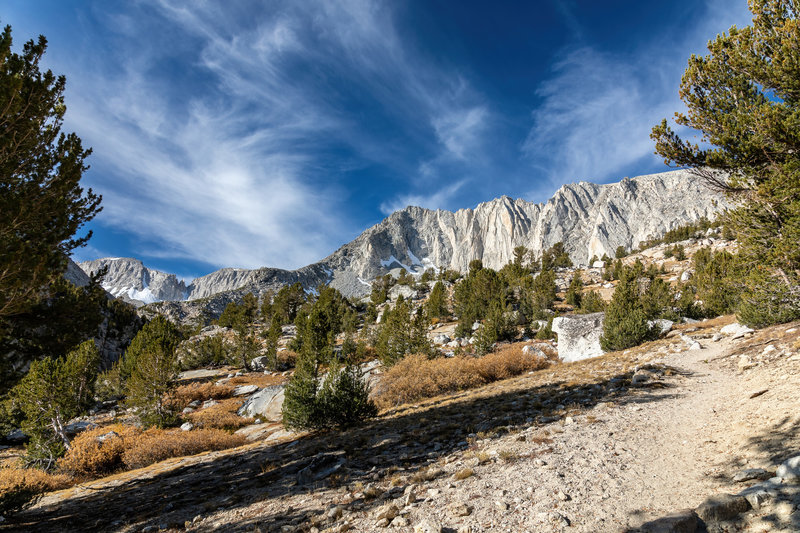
[0,25,102,321]
[651,0,800,326]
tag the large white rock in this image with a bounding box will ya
[388,284,417,301]
[237,385,285,422]
[552,313,605,363]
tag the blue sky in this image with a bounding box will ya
[4,1,752,279]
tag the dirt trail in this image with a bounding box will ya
[5,321,800,532]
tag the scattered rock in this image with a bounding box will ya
[249,356,272,371]
[712,333,722,342]
[433,334,450,345]
[373,503,399,521]
[180,422,194,431]
[404,484,418,506]
[733,468,771,482]
[695,493,750,523]
[648,319,674,337]
[296,452,345,485]
[776,455,800,482]
[449,502,472,516]
[233,384,259,396]
[413,518,442,533]
[720,322,754,339]
[632,370,653,385]
[638,509,699,533]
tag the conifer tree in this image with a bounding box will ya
[565,270,584,308]
[600,267,652,351]
[425,281,449,320]
[652,0,800,326]
[122,316,182,427]
[0,25,101,321]
[13,340,99,465]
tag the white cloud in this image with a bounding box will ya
[379,179,466,215]
[522,0,754,197]
[57,0,494,270]
[432,106,488,160]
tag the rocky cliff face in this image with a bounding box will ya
[80,258,189,305]
[82,169,729,307]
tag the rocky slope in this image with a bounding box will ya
[82,169,729,306]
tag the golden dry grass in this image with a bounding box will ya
[375,344,553,409]
[187,398,253,430]
[0,466,71,494]
[172,382,234,408]
[58,424,141,478]
[227,373,287,388]
[121,428,246,470]
[58,423,246,479]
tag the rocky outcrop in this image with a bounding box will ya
[80,258,188,305]
[82,169,728,305]
[552,313,605,363]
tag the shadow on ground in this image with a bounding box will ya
[4,365,686,533]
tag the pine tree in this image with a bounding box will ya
[316,363,377,429]
[12,340,99,465]
[600,267,652,351]
[122,316,182,428]
[651,0,800,326]
[565,270,583,308]
[425,281,449,320]
[0,25,101,321]
[577,290,606,314]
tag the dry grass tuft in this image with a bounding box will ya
[187,398,253,430]
[58,424,142,477]
[59,423,246,478]
[172,382,234,407]
[453,467,474,480]
[121,428,246,470]
[376,345,552,409]
[0,466,71,514]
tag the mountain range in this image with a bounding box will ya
[79,169,729,311]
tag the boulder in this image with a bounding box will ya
[695,493,750,523]
[776,455,800,482]
[433,334,450,345]
[180,422,194,431]
[237,384,285,422]
[592,260,606,269]
[233,384,260,396]
[388,284,417,301]
[551,313,605,363]
[720,322,754,339]
[648,319,674,337]
[249,356,272,371]
[638,509,699,533]
[522,344,548,361]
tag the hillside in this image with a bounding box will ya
[6,317,799,532]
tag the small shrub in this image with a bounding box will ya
[453,468,474,480]
[187,398,253,430]
[376,346,552,408]
[121,428,246,470]
[172,382,234,407]
[58,424,141,477]
[0,467,71,516]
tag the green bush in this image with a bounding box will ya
[12,340,99,466]
[600,268,653,351]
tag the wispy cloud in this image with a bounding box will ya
[58,0,491,270]
[379,180,467,215]
[522,0,753,198]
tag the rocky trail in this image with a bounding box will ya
[4,319,800,532]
